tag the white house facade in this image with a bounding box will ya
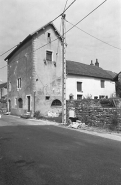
[66,60,116,100]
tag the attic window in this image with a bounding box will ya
[47,33,51,43]
[48,33,51,38]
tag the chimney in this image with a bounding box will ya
[90,60,94,66]
[95,59,99,67]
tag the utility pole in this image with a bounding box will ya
[62,14,66,124]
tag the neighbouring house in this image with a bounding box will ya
[5,22,62,116]
[66,59,116,100]
[0,82,7,110]
[113,72,121,98]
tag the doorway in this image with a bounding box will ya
[8,99,11,112]
[27,96,30,112]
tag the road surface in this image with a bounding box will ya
[0,115,121,185]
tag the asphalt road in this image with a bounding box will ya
[0,115,121,185]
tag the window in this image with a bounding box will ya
[69,95,73,100]
[9,82,11,92]
[77,82,82,92]
[51,99,62,106]
[99,95,105,99]
[17,78,21,89]
[47,33,51,43]
[15,98,17,106]
[77,95,82,100]
[94,96,98,99]
[48,33,51,38]
[46,51,52,61]
[101,80,105,88]
[18,98,23,108]
[45,96,50,100]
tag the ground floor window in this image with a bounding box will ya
[77,94,82,100]
[18,98,23,108]
[51,99,62,106]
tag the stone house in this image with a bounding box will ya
[66,60,116,100]
[5,22,62,116]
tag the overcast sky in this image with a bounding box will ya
[0,0,121,82]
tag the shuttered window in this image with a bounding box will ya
[101,80,105,88]
[46,51,52,61]
[77,82,82,92]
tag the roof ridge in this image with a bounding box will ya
[66,60,115,80]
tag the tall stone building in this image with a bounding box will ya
[5,22,62,116]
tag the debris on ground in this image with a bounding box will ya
[68,119,87,129]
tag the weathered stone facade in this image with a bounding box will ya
[5,23,62,116]
[7,39,34,116]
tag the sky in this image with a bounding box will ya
[0,0,121,82]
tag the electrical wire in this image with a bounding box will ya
[0,0,76,58]
[65,0,107,34]
[0,45,18,57]
[0,65,7,70]
[66,19,121,51]
[0,0,110,73]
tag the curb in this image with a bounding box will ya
[3,115,121,142]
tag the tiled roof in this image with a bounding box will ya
[106,70,117,78]
[0,82,7,89]
[66,60,116,80]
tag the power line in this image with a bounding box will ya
[0,0,110,73]
[65,0,107,34]
[0,45,18,57]
[66,19,121,51]
[0,65,7,70]
[0,0,76,58]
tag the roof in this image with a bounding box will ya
[113,71,121,81]
[106,70,117,79]
[5,22,62,61]
[0,82,7,89]
[66,60,116,80]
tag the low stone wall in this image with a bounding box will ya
[67,99,121,128]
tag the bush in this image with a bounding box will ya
[100,99,114,108]
[34,111,41,119]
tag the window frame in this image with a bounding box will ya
[77,94,82,100]
[101,80,105,88]
[8,82,11,92]
[77,82,82,92]
[15,97,17,106]
[51,99,62,107]
[46,50,53,62]
[17,78,22,89]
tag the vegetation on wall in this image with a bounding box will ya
[116,81,121,98]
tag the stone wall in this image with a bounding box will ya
[67,99,121,128]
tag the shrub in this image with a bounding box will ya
[34,111,41,119]
[100,99,114,108]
